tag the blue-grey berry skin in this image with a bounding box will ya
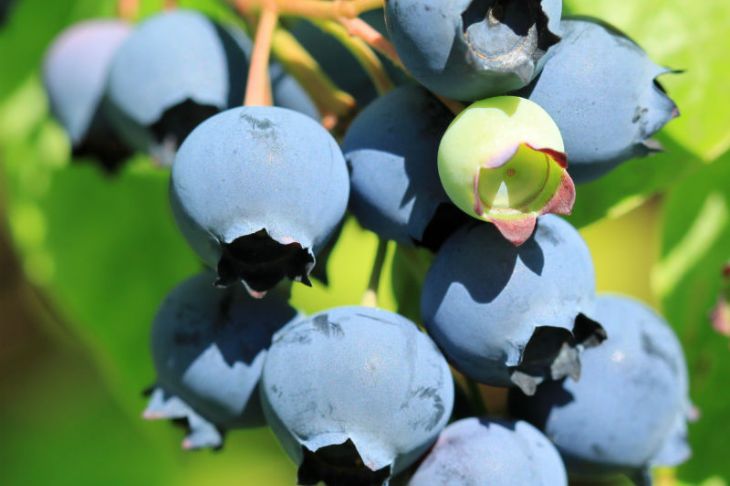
[409,418,567,486]
[170,106,349,296]
[105,9,317,165]
[42,20,133,170]
[343,85,467,250]
[510,295,693,481]
[106,10,245,163]
[421,215,605,395]
[145,271,300,450]
[385,0,562,101]
[261,306,454,485]
[518,18,679,183]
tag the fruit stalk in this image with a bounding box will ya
[311,19,393,96]
[334,17,467,116]
[270,28,356,128]
[435,95,465,116]
[244,4,279,106]
[116,0,138,20]
[234,0,383,19]
[337,17,401,69]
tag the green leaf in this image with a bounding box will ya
[0,0,118,99]
[291,217,398,314]
[568,133,700,228]
[655,151,730,482]
[563,0,730,161]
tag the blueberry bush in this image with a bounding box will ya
[0,0,729,485]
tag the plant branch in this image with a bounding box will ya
[336,17,401,69]
[270,27,356,128]
[361,239,389,307]
[117,0,139,21]
[244,5,279,106]
[436,95,466,115]
[312,19,393,96]
[233,0,383,20]
[334,17,466,115]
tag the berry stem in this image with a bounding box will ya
[334,17,466,115]
[361,239,389,307]
[234,0,383,20]
[270,27,356,128]
[117,0,139,20]
[436,95,465,116]
[311,19,394,95]
[465,377,488,416]
[244,4,279,106]
[336,17,401,68]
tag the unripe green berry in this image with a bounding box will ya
[438,96,576,245]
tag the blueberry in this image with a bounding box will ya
[385,0,562,100]
[42,20,133,171]
[410,418,567,485]
[510,294,693,481]
[342,85,468,250]
[105,10,247,164]
[144,271,300,450]
[518,18,679,183]
[170,106,349,297]
[104,10,317,165]
[261,306,454,485]
[438,96,575,245]
[421,215,606,395]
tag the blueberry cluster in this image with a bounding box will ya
[42,1,692,484]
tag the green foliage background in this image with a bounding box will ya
[0,0,728,484]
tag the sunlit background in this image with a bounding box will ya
[1,0,729,485]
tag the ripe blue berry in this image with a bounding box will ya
[106,10,246,164]
[519,18,679,183]
[43,20,133,171]
[105,10,316,165]
[421,215,605,395]
[510,295,693,481]
[410,418,567,485]
[144,272,300,450]
[261,306,454,485]
[385,0,562,100]
[342,85,468,250]
[170,106,349,297]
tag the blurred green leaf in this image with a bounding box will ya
[568,134,700,228]
[0,0,119,99]
[564,0,730,161]
[390,245,432,324]
[291,217,398,314]
[655,151,730,482]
